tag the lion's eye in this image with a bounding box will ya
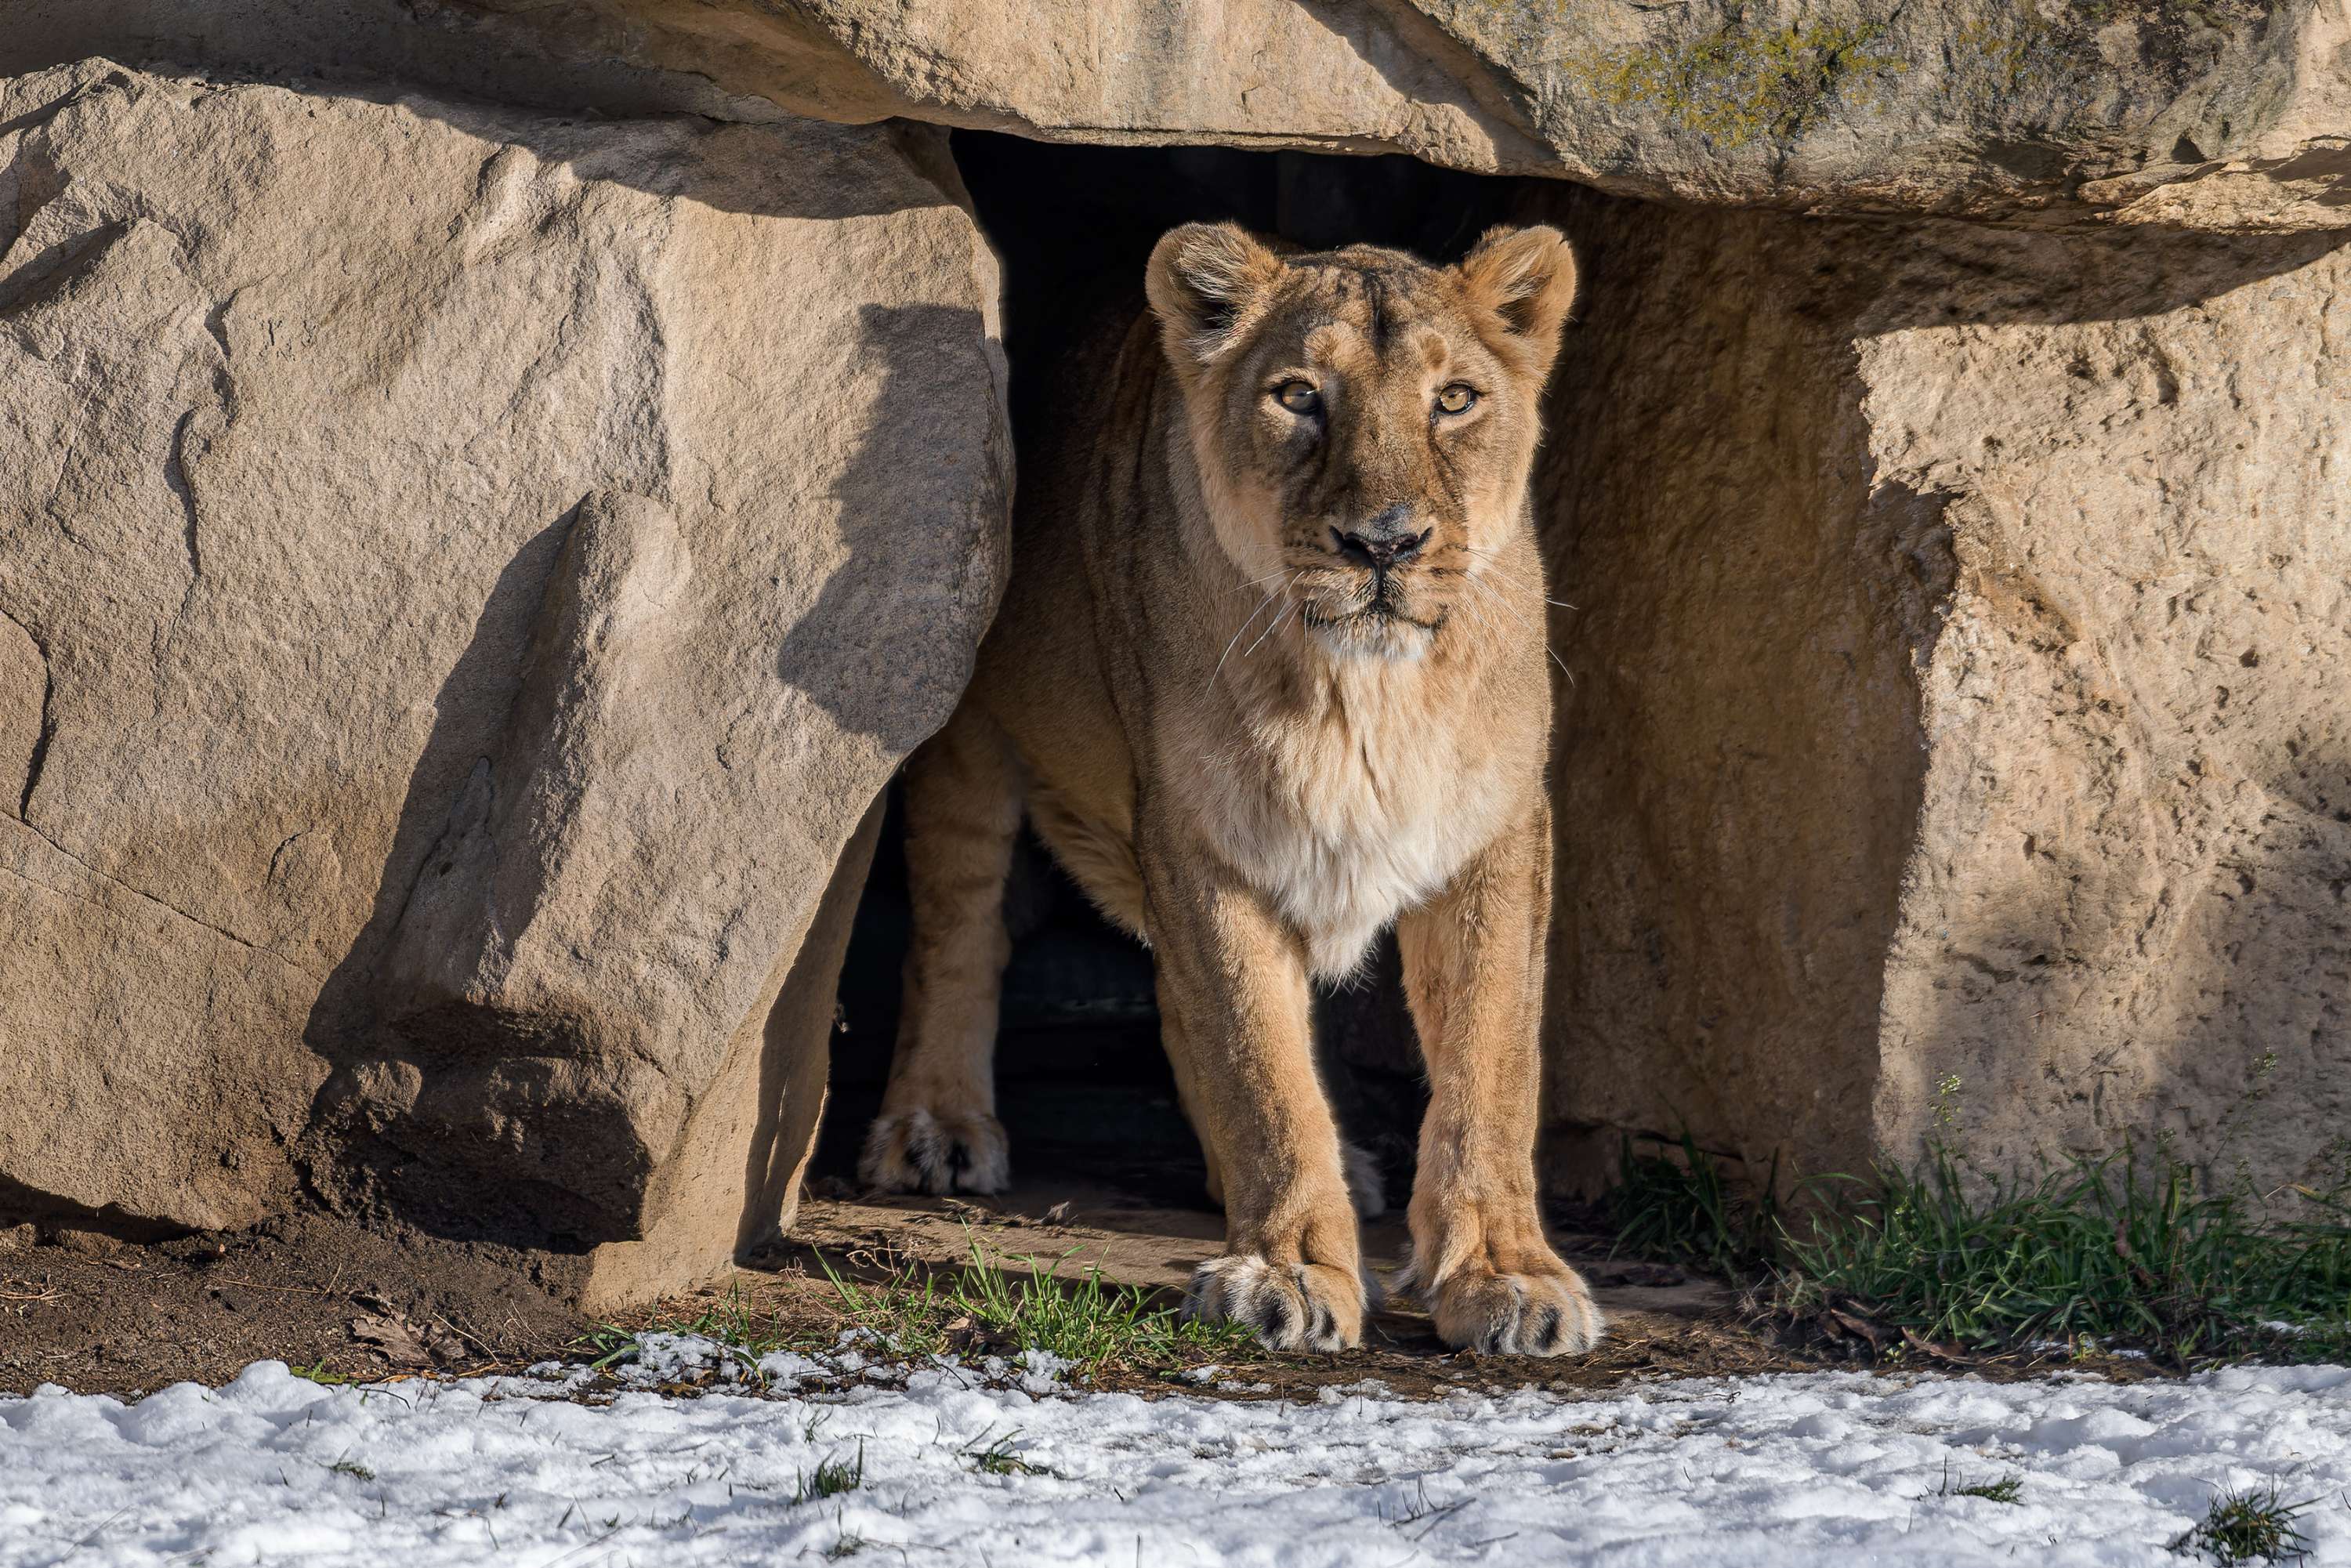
[1436,383,1478,415]
[1273,381,1321,415]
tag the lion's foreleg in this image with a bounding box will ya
[1143,822,1365,1353]
[1396,802,1602,1356]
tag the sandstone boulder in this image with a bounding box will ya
[1536,189,2350,1194]
[14,0,2342,229]
[0,61,1009,1298]
[697,0,2351,229]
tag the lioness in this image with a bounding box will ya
[860,221,1598,1357]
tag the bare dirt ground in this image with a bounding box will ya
[0,1209,585,1398]
[2,1176,2112,1400]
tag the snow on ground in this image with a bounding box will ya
[5,1347,2351,1566]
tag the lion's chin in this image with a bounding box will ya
[1302,601,1442,661]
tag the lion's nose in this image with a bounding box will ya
[1332,510,1429,572]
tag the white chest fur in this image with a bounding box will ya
[1186,656,1514,979]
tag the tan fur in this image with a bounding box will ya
[861,223,1601,1356]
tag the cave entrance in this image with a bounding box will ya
[815,132,1534,1208]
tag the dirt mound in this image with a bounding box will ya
[0,1207,587,1398]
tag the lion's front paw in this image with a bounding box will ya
[1182,1255,1364,1353]
[857,1106,1009,1195]
[1415,1252,1603,1357]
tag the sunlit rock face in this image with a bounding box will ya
[1534,187,2349,1196]
[0,63,1009,1302]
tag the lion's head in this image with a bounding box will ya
[1144,221,1578,661]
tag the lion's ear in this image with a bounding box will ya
[1147,223,1284,368]
[1457,224,1579,353]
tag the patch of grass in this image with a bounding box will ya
[580,1283,808,1383]
[819,1232,1259,1378]
[660,1284,798,1354]
[1779,1143,2351,1364]
[1933,1461,2021,1504]
[960,1425,1049,1477]
[1952,1474,2023,1504]
[2169,1482,2314,1565]
[1599,1123,2351,1365]
[795,1439,865,1505]
[1608,1132,1778,1278]
[816,1256,959,1360]
[583,1288,795,1363]
[574,1233,1257,1389]
[579,1329,638,1373]
[324,1458,376,1482]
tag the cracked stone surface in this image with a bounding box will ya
[0,62,1009,1269]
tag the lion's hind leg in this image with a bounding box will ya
[860,703,1020,1196]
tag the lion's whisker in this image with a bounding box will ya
[1244,594,1302,661]
[1458,570,1575,690]
[1209,573,1297,692]
[1458,545,1573,607]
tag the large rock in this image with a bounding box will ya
[9,0,2345,228]
[1535,186,2350,1193]
[388,0,2351,229]
[0,61,1009,1297]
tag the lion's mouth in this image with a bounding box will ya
[1302,599,1446,633]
